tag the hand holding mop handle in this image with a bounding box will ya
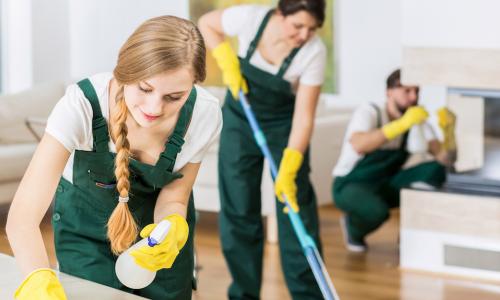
[238,91,340,300]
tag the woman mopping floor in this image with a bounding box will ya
[199,1,328,299]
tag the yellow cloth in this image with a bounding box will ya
[382,106,429,140]
[275,148,303,213]
[15,268,67,300]
[212,41,248,99]
[130,213,189,271]
[437,107,457,151]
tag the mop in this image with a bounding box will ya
[238,91,340,300]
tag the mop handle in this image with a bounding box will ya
[239,94,315,249]
[238,91,340,300]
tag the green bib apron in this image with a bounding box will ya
[333,104,446,241]
[218,10,323,300]
[52,79,197,300]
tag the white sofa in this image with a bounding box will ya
[0,82,66,205]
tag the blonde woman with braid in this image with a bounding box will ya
[6,15,222,300]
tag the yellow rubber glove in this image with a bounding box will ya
[437,107,457,151]
[212,41,249,99]
[275,148,303,213]
[130,213,189,272]
[382,106,429,140]
[15,268,67,300]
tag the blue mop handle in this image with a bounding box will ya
[238,93,315,249]
[238,91,340,300]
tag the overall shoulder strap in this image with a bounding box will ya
[276,47,301,78]
[369,103,382,128]
[245,9,274,61]
[157,87,197,172]
[77,79,110,152]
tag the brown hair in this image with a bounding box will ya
[278,0,326,27]
[107,15,206,255]
[386,69,401,90]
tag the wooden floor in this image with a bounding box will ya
[2,204,500,300]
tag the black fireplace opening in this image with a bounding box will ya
[445,97,500,196]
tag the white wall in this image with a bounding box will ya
[329,0,447,135]
[32,0,70,85]
[1,0,188,92]
[1,0,33,93]
[402,0,500,49]
[0,0,404,104]
[330,0,455,111]
[330,0,402,106]
[68,0,189,80]
[2,0,402,104]
[2,0,461,109]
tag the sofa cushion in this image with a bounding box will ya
[0,143,37,182]
[0,81,65,143]
[0,181,22,205]
[311,113,353,205]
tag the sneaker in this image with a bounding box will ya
[339,215,367,253]
[410,181,436,190]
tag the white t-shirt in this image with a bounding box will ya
[221,4,327,87]
[332,103,437,177]
[46,72,223,183]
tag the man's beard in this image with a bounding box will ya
[396,102,408,114]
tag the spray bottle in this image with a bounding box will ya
[115,219,171,289]
[408,123,429,154]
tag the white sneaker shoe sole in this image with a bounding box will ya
[339,215,367,253]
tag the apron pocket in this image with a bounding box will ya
[89,169,116,187]
[86,169,119,214]
[89,169,150,214]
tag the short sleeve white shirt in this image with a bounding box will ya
[221,4,327,87]
[332,103,437,177]
[46,72,223,183]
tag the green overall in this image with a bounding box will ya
[218,10,323,300]
[332,104,446,242]
[52,79,197,300]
